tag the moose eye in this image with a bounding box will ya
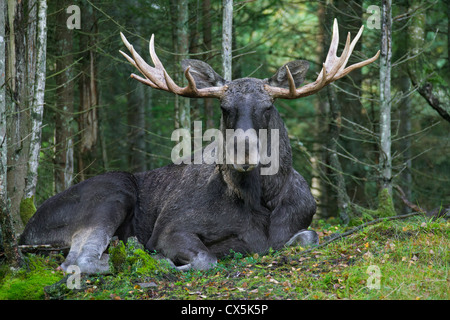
[263,105,272,113]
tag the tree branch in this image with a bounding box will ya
[294,212,420,257]
[412,80,450,123]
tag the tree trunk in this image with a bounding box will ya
[311,2,330,218]
[327,85,354,225]
[203,0,215,129]
[54,0,75,193]
[335,0,366,204]
[395,2,415,214]
[6,0,31,233]
[0,0,6,139]
[222,0,233,81]
[127,56,147,172]
[398,74,412,214]
[379,0,392,195]
[77,4,99,180]
[1,0,7,252]
[171,0,190,130]
[448,1,450,74]
[24,0,47,200]
[0,0,23,268]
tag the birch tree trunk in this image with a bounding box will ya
[379,0,392,195]
[222,0,233,81]
[24,0,47,200]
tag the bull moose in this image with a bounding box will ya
[20,19,379,274]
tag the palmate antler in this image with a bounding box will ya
[119,32,227,98]
[264,19,380,99]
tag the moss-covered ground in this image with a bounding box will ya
[0,214,448,300]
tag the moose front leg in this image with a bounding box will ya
[268,201,318,250]
[148,231,218,271]
[285,229,319,247]
[269,218,319,250]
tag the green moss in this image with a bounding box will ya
[0,255,63,300]
[376,188,396,217]
[108,238,167,276]
[20,196,36,225]
[126,248,159,275]
[351,188,396,225]
[108,240,127,273]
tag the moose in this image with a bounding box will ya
[20,20,379,274]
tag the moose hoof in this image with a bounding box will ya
[286,229,319,247]
[175,252,218,271]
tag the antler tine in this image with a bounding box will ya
[285,66,297,98]
[149,34,164,70]
[325,18,340,69]
[337,50,380,80]
[120,32,226,98]
[120,32,168,90]
[130,73,160,89]
[119,48,160,89]
[265,19,379,99]
[341,25,364,70]
[183,67,200,96]
[327,31,351,81]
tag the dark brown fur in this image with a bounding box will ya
[20,59,317,273]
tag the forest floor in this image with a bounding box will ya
[0,214,448,300]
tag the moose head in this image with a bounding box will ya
[120,19,379,175]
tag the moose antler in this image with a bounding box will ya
[119,32,227,98]
[264,19,380,99]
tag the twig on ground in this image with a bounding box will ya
[296,212,420,256]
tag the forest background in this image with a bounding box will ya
[0,0,449,250]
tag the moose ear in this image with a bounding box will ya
[181,59,227,89]
[267,60,310,89]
